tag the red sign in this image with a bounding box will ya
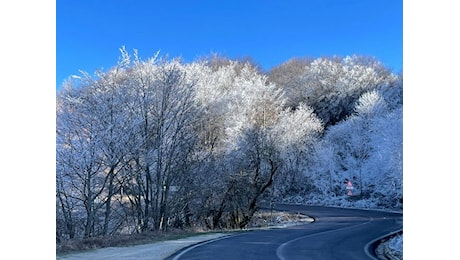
[346,181,353,196]
[346,181,353,188]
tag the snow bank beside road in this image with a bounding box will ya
[376,233,403,260]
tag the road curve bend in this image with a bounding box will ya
[168,204,402,260]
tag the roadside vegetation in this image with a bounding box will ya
[376,232,403,260]
[56,210,312,255]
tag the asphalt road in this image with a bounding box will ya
[167,204,403,260]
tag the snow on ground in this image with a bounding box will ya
[376,233,403,260]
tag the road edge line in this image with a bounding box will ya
[167,233,241,260]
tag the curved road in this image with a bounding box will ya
[168,204,402,260]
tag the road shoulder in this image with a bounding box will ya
[56,233,229,260]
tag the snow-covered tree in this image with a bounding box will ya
[269,55,398,127]
[268,57,312,108]
[309,85,402,208]
[117,50,200,232]
[271,104,324,198]
[56,83,108,238]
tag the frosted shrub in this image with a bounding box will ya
[389,234,403,257]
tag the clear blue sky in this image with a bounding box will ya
[57,0,402,89]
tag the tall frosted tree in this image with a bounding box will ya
[118,50,200,231]
[56,83,108,238]
[270,104,324,198]
[310,87,402,207]
[269,55,399,126]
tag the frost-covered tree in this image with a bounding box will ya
[81,66,142,235]
[309,86,403,208]
[268,57,312,108]
[355,91,402,207]
[56,84,108,238]
[56,48,201,237]
[117,50,199,232]
[271,104,324,198]
[269,55,399,127]
[182,58,305,228]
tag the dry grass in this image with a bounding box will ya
[56,229,211,255]
[56,210,312,256]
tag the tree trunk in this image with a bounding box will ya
[102,166,116,235]
[239,158,277,229]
